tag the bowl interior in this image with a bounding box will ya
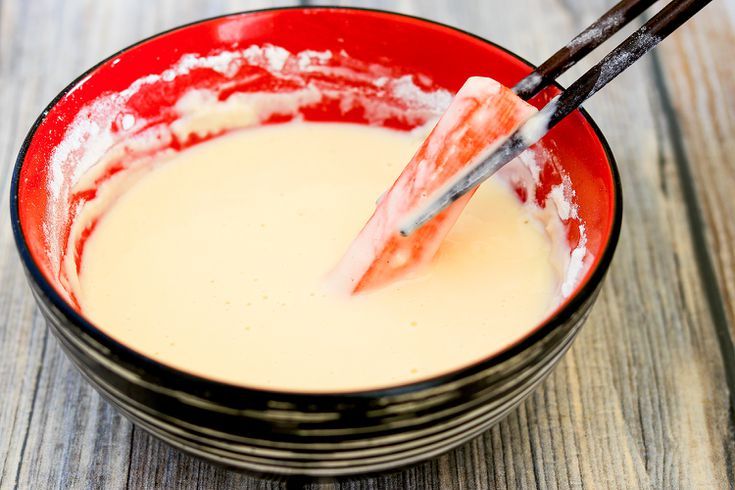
[13,7,619,387]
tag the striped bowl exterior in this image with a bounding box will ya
[25,266,599,476]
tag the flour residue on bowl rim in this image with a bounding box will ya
[43,43,590,306]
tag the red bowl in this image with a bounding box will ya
[10,7,621,476]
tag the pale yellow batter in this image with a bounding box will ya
[78,122,558,392]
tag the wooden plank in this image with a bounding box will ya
[0,0,732,488]
[655,0,735,350]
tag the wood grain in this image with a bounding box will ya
[0,0,733,488]
[655,1,735,357]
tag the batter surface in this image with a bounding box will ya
[78,122,558,392]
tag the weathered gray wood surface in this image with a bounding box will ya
[1,0,734,488]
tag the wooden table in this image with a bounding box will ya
[1,0,734,488]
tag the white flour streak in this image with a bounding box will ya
[562,225,588,298]
[391,75,453,111]
[513,72,542,94]
[568,10,625,50]
[519,96,558,145]
[593,31,661,94]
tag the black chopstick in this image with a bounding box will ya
[544,0,711,129]
[400,0,712,236]
[513,0,659,100]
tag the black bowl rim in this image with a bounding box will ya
[9,6,623,401]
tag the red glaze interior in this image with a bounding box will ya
[16,8,618,325]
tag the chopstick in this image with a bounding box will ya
[513,0,659,99]
[400,0,712,236]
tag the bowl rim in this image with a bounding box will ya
[9,6,623,400]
